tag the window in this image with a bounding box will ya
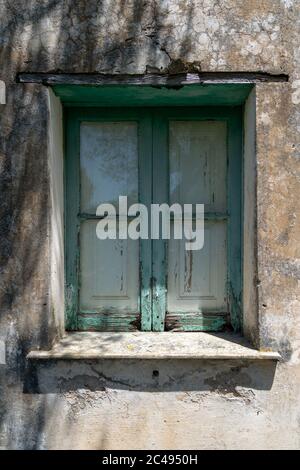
[65,107,242,332]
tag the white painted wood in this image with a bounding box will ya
[168,222,227,312]
[80,122,138,213]
[169,121,227,210]
[80,220,139,313]
[168,121,227,313]
[79,123,139,314]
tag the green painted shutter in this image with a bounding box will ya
[65,107,242,332]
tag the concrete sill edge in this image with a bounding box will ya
[26,332,281,361]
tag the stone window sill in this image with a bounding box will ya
[27,332,281,361]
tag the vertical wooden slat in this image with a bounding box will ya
[139,113,153,331]
[152,113,168,331]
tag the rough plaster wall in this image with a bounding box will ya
[256,83,300,359]
[0,0,300,449]
[0,0,295,75]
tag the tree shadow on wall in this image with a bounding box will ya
[0,0,252,450]
[25,358,277,394]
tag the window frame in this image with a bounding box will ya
[64,106,242,332]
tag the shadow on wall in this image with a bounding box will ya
[0,0,203,349]
[24,359,277,394]
[0,0,200,450]
[1,0,198,78]
[0,1,199,351]
[0,0,281,450]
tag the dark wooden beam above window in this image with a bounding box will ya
[17,71,288,86]
[16,72,288,107]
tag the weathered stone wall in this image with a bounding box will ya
[0,0,300,449]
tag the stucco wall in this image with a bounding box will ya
[0,0,300,449]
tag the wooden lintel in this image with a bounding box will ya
[17,71,289,87]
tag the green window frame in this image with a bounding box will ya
[65,106,242,332]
